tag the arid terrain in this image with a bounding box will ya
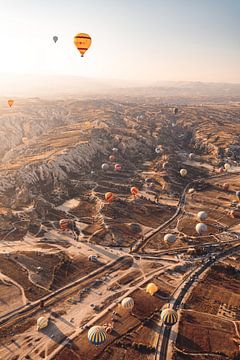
[0,91,240,360]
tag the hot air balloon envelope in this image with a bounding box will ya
[53,36,58,43]
[161,308,178,326]
[74,33,92,57]
[114,164,121,172]
[88,326,106,346]
[164,233,177,244]
[146,282,158,296]
[180,169,187,177]
[109,155,115,162]
[130,187,139,196]
[197,211,208,222]
[121,297,134,310]
[8,99,14,107]
[37,317,49,330]
[105,192,114,202]
[196,223,208,235]
[101,163,109,171]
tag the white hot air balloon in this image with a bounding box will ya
[101,163,109,171]
[224,163,230,171]
[180,169,187,177]
[164,233,177,244]
[37,317,49,331]
[196,223,208,235]
[121,297,134,311]
[197,211,208,222]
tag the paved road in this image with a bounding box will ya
[157,243,240,360]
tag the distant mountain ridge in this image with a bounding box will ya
[0,73,239,98]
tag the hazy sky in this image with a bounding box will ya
[0,0,239,83]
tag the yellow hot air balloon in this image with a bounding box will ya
[74,33,91,57]
[146,282,158,296]
[8,99,14,108]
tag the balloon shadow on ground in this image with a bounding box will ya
[40,320,67,344]
[50,311,76,329]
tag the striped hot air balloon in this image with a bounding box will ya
[161,308,178,327]
[161,303,171,312]
[74,33,92,57]
[121,297,134,311]
[88,326,107,346]
[105,192,114,202]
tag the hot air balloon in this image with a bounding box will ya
[180,169,187,177]
[105,192,114,202]
[224,163,230,171]
[197,211,208,222]
[222,183,229,190]
[74,33,92,57]
[101,163,109,171]
[121,297,134,311]
[53,36,58,43]
[196,223,208,235]
[37,317,49,330]
[173,107,178,115]
[130,223,142,233]
[109,155,115,162]
[8,99,14,108]
[189,153,194,160]
[164,233,177,244]
[146,282,158,296]
[161,303,171,312]
[112,148,118,153]
[114,163,121,172]
[162,162,169,169]
[161,308,178,327]
[236,191,240,201]
[88,326,107,346]
[130,187,139,197]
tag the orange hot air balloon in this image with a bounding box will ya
[105,192,114,202]
[8,99,14,107]
[74,33,91,57]
[130,187,138,196]
[109,155,115,162]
